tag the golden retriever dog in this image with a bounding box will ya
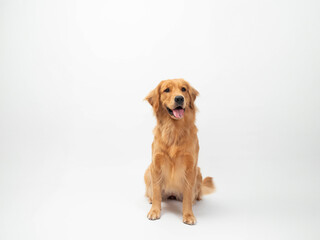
[144,78,215,225]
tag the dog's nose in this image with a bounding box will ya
[175,95,184,104]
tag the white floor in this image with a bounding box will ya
[1,162,319,240]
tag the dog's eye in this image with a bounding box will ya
[164,88,170,93]
[181,87,186,92]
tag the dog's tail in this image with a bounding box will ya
[201,177,215,195]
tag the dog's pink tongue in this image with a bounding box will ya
[173,109,184,119]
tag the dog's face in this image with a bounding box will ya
[145,79,199,120]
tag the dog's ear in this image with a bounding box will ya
[188,84,199,109]
[145,82,162,112]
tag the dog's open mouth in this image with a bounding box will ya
[166,106,185,119]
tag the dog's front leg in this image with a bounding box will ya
[147,153,163,220]
[182,155,197,225]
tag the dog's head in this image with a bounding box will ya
[145,79,199,120]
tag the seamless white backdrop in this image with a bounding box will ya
[1,0,320,239]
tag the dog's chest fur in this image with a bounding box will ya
[153,118,198,199]
[157,137,195,199]
[161,152,186,200]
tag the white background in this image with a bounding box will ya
[1,0,320,239]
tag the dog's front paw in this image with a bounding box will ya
[147,208,161,220]
[183,213,197,225]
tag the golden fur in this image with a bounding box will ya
[144,79,215,225]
